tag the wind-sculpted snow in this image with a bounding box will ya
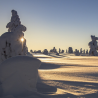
[0,53,98,98]
[37,53,98,97]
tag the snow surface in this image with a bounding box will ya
[0,55,41,98]
[0,53,98,98]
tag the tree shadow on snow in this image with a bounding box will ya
[39,62,64,69]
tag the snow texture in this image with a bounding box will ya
[0,56,41,97]
[0,53,98,98]
[0,10,27,63]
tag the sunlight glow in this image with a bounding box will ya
[21,38,24,42]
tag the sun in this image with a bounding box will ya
[21,38,24,42]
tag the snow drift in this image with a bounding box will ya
[0,56,41,97]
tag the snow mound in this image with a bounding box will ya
[0,56,41,97]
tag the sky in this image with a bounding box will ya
[0,0,98,52]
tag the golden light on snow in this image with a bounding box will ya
[21,38,24,42]
[37,53,98,96]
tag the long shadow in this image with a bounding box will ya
[36,82,57,94]
[39,62,98,70]
[50,80,98,89]
[36,82,77,98]
[81,92,98,98]
[64,64,98,68]
[48,54,67,58]
[39,62,64,69]
[36,76,77,98]
[37,62,98,98]
[35,57,51,58]
[37,79,98,98]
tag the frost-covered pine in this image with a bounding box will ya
[74,49,80,56]
[80,48,82,54]
[88,35,98,56]
[68,47,73,53]
[0,10,28,63]
[86,49,88,54]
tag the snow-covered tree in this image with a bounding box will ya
[0,10,28,63]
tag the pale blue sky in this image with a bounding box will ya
[0,0,98,52]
